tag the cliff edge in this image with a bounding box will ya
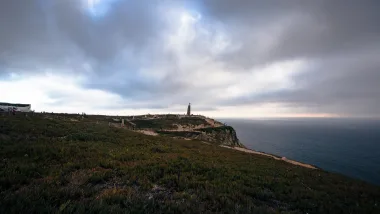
[122,114,245,147]
[157,126,244,147]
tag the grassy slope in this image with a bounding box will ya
[156,127,243,147]
[1,114,379,214]
[195,126,235,133]
[156,131,202,139]
[132,117,210,130]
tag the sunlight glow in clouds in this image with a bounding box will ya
[83,0,118,17]
[156,8,308,101]
[223,59,307,99]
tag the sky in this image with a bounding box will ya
[0,0,379,118]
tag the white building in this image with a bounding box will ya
[0,102,31,112]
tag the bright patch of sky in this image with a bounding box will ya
[83,0,119,18]
[150,7,307,99]
[0,72,125,113]
[223,59,307,99]
[0,72,322,118]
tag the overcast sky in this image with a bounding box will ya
[1,0,379,118]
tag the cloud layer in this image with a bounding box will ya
[1,0,379,117]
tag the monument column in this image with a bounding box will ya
[187,103,191,116]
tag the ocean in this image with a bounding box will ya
[220,118,380,186]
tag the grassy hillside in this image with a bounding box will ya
[156,130,202,139]
[195,126,236,133]
[1,114,379,213]
[132,117,210,130]
[157,126,244,148]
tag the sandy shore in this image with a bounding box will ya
[220,145,317,169]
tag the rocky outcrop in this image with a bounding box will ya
[130,115,245,148]
[195,126,245,147]
[157,126,245,148]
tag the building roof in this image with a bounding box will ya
[0,102,31,107]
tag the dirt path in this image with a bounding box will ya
[220,145,317,169]
[136,130,158,136]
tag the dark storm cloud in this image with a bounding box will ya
[0,0,160,73]
[199,0,380,116]
[0,0,180,103]
[1,0,380,116]
[266,0,380,62]
[201,0,380,67]
[0,1,82,72]
[53,0,160,62]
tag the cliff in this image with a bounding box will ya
[157,126,244,147]
[196,126,245,147]
[128,115,245,147]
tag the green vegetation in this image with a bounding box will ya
[1,113,380,213]
[132,119,177,130]
[132,117,209,130]
[156,131,203,142]
[157,130,201,138]
[196,126,235,133]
